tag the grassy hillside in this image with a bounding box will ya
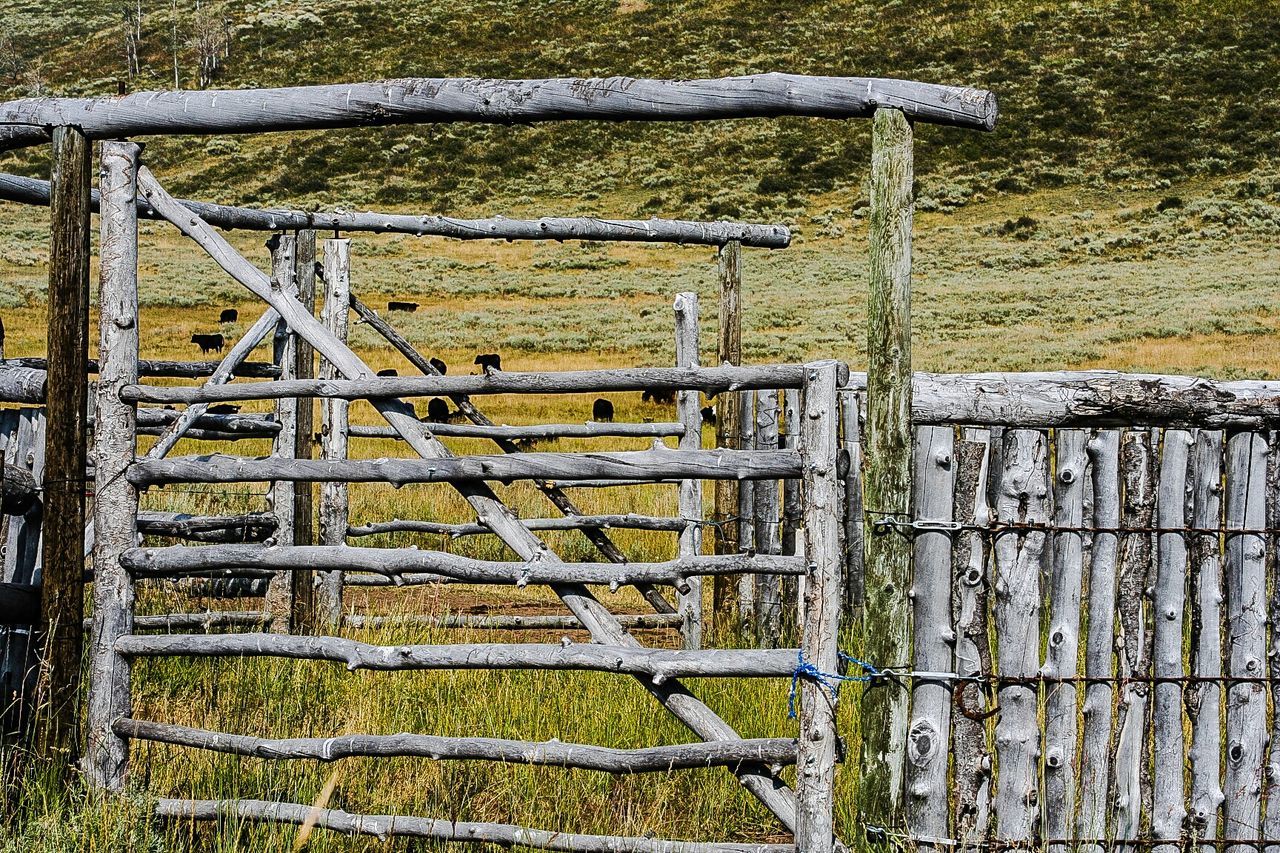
[0,0,1277,220]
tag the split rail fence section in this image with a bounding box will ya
[83,142,850,851]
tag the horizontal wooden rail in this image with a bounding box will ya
[122,364,821,404]
[154,798,794,852]
[347,514,687,538]
[343,613,682,630]
[82,612,272,632]
[135,408,280,435]
[0,364,48,403]
[116,719,796,771]
[0,75,997,151]
[556,479,682,488]
[136,512,276,543]
[348,421,685,440]
[8,356,279,379]
[127,448,801,487]
[116,634,800,680]
[120,545,804,592]
[0,172,790,248]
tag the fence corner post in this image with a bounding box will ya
[859,104,914,830]
[85,139,141,791]
[673,291,703,650]
[796,359,843,853]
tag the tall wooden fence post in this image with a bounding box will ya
[39,124,91,760]
[859,105,914,828]
[317,238,350,629]
[738,389,757,635]
[291,229,317,632]
[673,292,703,650]
[754,387,782,645]
[711,240,741,635]
[796,359,843,853]
[264,234,298,631]
[85,139,140,790]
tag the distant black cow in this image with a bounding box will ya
[424,398,450,423]
[191,333,225,354]
[641,387,676,405]
[219,308,238,324]
[592,398,614,422]
[208,404,241,415]
[474,353,502,373]
[1,315,7,355]
[429,357,448,375]
[388,301,418,312]
[377,368,399,377]
[701,406,717,427]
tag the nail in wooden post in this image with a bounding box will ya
[264,233,298,632]
[39,124,91,761]
[860,105,913,826]
[673,292,703,650]
[711,239,741,634]
[290,229,317,632]
[85,139,140,790]
[796,359,842,853]
[317,238,350,629]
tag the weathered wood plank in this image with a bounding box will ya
[674,292,704,650]
[738,390,757,634]
[1265,432,1280,853]
[0,75,998,146]
[84,140,140,790]
[838,390,862,620]
[136,512,275,543]
[860,105,914,828]
[290,229,317,632]
[905,425,954,841]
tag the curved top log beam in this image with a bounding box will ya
[0,75,997,155]
[0,172,790,248]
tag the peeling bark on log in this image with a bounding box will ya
[136,512,275,543]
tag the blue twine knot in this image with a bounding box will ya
[787,650,880,718]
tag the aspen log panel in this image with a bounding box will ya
[136,168,801,830]
[39,124,90,760]
[154,798,795,853]
[859,106,913,827]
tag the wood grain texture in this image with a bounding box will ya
[347,514,685,538]
[317,238,350,629]
[674,292,704,649]
[349,421,684,440]
[712,240,743,634]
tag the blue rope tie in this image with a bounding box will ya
[787,650,881,718]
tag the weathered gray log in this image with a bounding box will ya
[1112,430,1155,847]
[1223,431,1267,853]
[343,613,681,631]
[795,360,843,853]
[1076,430,1120,850]
[116,633,800,680]
[0,75,998,148]
[780,388,802,636]
[10,355,278,378]
[40,123,91,760]
[349,421,684,440]
[122,364,817,405]
[128,448,801,487]
[154,798,794,853]
[0,171,791,248]
[905,425,954,841]
[136,511,275,543]
[113,612,271,632]
[264,235,299,633]
[838,390,862,619]
[674,292,704,650]
[290,229,318,633]
[1152,429,1192,853]
[116,718,795,771]
[1266,432,1280,853]
[1,458,38,515]
[712,240,743,634]
[753,388,782,646]
[0,365,47,403]
[347,294,677,618]
[348,514,686,538]
[85,140,140,791]
[737,390,757,634]
[860,105,913,828]
[3,408,45,584]
[137,168,801,830]
[1188,430,1225,850]
[553,479,681,488]
[121,545,803,592]
[0,582,39,624]
[950,429,993,847]
[317,238,350,628]
[1043,429,1087,853]
[991,429,1048,842]
[134,408,279,435]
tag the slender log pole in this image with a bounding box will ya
[85,140,140,790]
[39,124,91,760]
[290,229,317,632]
[344,613,681,631]
[905,425,954,841]
[796,360,842,853]
[838,390,863,621]
[135,170,801,830]
[754,388,781,645]
[349,515,687,538]
[738,390,756,636]
[1043,429,1087,853]
[781,388,805,637]
[712,240,742,634]
[350,421,684,440]
[1264,431,1280,853]
[673,292,703,650]
[860,105,914,827]
[316,238,349,629]
[264,235,297,632]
